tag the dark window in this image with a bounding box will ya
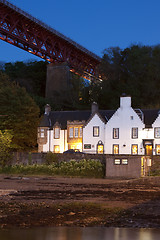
[154,127,160,138]
[113,128,119,139]
[132,128,138,139]
[93,126,99,137]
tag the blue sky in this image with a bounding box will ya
[0,0,160,62]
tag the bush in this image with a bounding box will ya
[44,152,58,165]
[0,159,105,178]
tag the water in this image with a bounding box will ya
[0,227,160,240]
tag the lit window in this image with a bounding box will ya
[113,144,119,154]
[54,127,60,139]
[132,144,138,154]
[113,128,119,139]
[69,127,73,138]
[154,127,160,138]
[79,127,82,137]
[114,159,120,164]
[54,145,60,153]
[74,127,79,138]
[97,145,104,154]
[156,145,160,155]
[122,159,128,165]
[93,126,99,137]
[132,128,138,139]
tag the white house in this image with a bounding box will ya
[37,95,160,156]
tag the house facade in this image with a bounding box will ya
[38,95,160,156]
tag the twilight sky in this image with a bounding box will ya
[0,0,160,62]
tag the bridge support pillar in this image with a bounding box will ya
[45,62,71,99]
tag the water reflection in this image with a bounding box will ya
[0,227,160,240]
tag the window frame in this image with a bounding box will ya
[113,128,119,139]
[131,144,138,155]
[93,126,99,137]
[74,127,79,138]
[54,127,60,139]
[132,127,138,139]
[69,127,74,138]
[154,127,160,138]
[113,144,119,154]
[155,144,160,155]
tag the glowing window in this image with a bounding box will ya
[132,144,138,155]
[113,144,119,154]
[114,159,120,165]
[122,159,128,165]
[156,145,160,155]
[54,145,60,153]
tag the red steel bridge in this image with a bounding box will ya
[0,0,101,79]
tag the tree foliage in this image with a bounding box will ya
[97,45,160,109]
[0,72,40,150]
[0,130,13,166]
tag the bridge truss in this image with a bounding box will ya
[0,0,101,79]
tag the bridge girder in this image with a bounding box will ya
[0,0,101,79]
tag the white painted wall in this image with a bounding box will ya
[83,113,105,153]
[105,96,145,155]
[42,129,68,153]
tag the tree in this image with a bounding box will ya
[0,72,40,150]
[0,130,13,166]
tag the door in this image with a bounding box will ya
[145,145,152,156]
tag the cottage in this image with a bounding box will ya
[37,95,160,156]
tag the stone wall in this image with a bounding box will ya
[106,155,142,179]
[11,152,106,165]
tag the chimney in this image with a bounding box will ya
[91,102,99,114]
[45,104,51,115]
[120,94,131,108]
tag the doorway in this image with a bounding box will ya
[145,144,152,156]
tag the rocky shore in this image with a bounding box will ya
[0,175,160,228]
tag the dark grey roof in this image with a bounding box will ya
[39,110,116,129]
[39,108,160,129]
[142,109,159,128]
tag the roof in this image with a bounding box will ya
[142,109,159,128]
[39,110,115,129]
[39,108,160,129]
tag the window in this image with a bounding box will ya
[54,127,60,139]
[93,126,99,137]
[74,127,79,138]
[79,127,82,137]
[156,144,160,155]
[132,128,138,139]
[154,127,160,138]
[113,144,119,154]
[132,144,138,155]
[84,144,91,149]
[69,127,73,138]
[54,145,60,153]
[122,159,128,165]
[40,128,44,138]
[113,128,119,139]
[114,159,120,165]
